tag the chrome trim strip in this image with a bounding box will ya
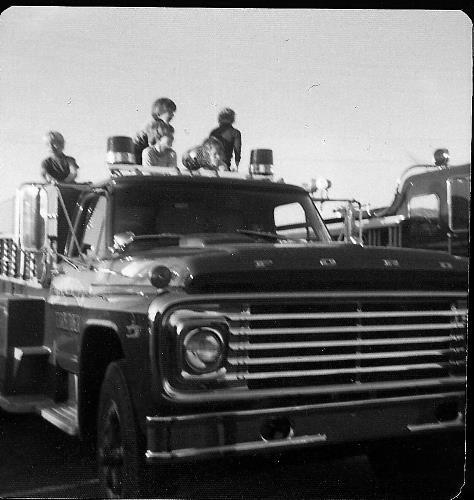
[407,415,464,433]
[229,322,464,336]
[229,335,462,351]
[84,318,119,332]
[146,434,327,461]
[161,376,465,402]
[153,291,467,314]
[224,362,451,381]
[227,309,467,321]
[227,348,458,365]
[146,391,465,424]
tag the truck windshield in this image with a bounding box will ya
[113,182,331,242]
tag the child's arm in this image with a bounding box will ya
[233,129,242,167]
[142,147,152,167]
[168,150,177,168]
[65,156,79,182]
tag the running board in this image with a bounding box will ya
[40,403,79,436]
[0,394,52,413]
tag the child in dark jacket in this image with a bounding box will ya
[209,108,241,170]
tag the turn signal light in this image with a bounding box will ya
[149,265,172,289]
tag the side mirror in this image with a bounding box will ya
[113,231,135,252]
[17,184,58,252]
[17,185,48,251]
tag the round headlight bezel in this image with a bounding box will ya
[182,326,225,374]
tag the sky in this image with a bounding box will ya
[0,7,471,224]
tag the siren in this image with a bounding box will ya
[106,136,136,165]
[249,149,274,178]
[433,148,449,168]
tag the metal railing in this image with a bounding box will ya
[313,197,363,243]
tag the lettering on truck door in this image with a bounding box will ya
[48,194,108,374]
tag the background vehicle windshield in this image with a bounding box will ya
[113,182,330,242]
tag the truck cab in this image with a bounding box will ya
[0,140,468,498]
[325,150,470,256]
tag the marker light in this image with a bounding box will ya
[183,327,224,373]
[315,177,332,191]
[433,148,449,168]
[106,136,136,165]
[249,149,274,177]
[149,265,172,288]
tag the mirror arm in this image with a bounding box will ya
[54,184,87,263]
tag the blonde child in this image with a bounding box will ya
[142,123,177,169]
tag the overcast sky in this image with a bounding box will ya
[0,7,471,210]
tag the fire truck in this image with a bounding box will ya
[0,138,467,497]
[324,149,470,257]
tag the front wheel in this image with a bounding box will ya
[97,361,153,498]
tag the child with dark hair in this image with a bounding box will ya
[209,108,241,169]
[134,97,177,164]
[142,122,177,169]
[41,131,79,183]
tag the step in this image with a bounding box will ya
[0,393,53,413]
[13,345,51,361]
[40,403,79,436]
[9,346,51,395]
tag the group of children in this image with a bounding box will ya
[41,97,242,183]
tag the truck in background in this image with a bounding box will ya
[324,149,470,257]
[0,139,467,498]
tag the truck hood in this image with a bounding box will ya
[103,236,468,293]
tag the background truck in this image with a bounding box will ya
[324,149,470,257]
[0,142,468,498]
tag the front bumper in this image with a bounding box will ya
[145,391,464,463]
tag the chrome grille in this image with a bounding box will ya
[223,292,466,393]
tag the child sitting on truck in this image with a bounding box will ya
[41,131,79,183]
[182,136,227,173]
[142,123,177,169]
[133,97,176,165]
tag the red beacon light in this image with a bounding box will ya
[433,148,450,168]
[106,136,136,166]
[249,149,274,179]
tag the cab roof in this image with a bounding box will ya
[94,173,309,194]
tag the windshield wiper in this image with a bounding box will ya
[113,233,182,252]
[235,229,301,242]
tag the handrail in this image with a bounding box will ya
[53,183,87,262]
[312,197,363,243]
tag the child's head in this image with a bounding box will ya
[218,108,236,126]
[149,121,174,146]
[44,131,65,153]
[151,97,177,123]
[158,131,174,150]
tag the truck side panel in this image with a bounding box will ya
[0,295,47,395]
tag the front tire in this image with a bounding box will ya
[97,360,148,498]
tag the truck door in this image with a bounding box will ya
[447,175,470,256]
[47,193,109,374]
[406,191,445,252]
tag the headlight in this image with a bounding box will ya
[183,327,224,373]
